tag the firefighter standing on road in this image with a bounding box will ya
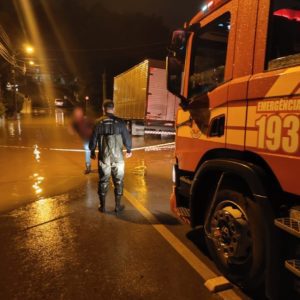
[89,100,132,213]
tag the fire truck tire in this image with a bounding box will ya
[204,188,265,291]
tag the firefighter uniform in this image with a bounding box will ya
[89,113,132,212]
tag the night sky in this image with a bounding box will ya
[84,0,200,28]
[0,0,202,104]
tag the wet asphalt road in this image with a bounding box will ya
[0,111,243,299]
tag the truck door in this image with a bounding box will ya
[176,1,238,172]
[247,0,300,195]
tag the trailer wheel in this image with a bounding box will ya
[204,188,265,291]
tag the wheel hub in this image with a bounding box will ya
[210,203,252,263]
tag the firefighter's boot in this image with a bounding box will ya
[98,195,106,213]
[98,181,109,213]
[115,195,125,213]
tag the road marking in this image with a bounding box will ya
[0,142,175,153]
[123,189,243,299]
[0,140,242,297]
[123,189,216,279]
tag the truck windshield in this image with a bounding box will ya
[267,0,300,69]
[189,13,231,98]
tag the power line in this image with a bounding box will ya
[0,51,14,65]
[0,45,14,64]
[0,26,13,51]
[0,26,28,74]
[0,45,25,74]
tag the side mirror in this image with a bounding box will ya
[166,55,183,96]
[166,29,188,107]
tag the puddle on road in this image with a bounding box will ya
[0,114,174,213]
[33,144,41,162]
[31,173,44,196]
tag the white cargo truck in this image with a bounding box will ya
[113,59,178,135]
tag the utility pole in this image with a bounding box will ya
[102,69,107,101]
[12,54,17,118]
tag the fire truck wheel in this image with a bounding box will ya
[204,188,265,291]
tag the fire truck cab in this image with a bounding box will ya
[166,0,300,297]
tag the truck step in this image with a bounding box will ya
[285,260,300,277]
[176,207,191,224]
[178,176,193,198]
[290,206,300,220]
[274,218,300,238]
[177,207,191,218]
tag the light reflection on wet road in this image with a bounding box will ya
[0,111,173,212]
[0,111,240,300]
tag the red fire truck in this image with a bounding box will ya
[166,0,300,297]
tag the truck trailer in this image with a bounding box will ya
[113,59,178,135]
[166,0,300,298]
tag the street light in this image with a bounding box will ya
[24,45,34,55]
